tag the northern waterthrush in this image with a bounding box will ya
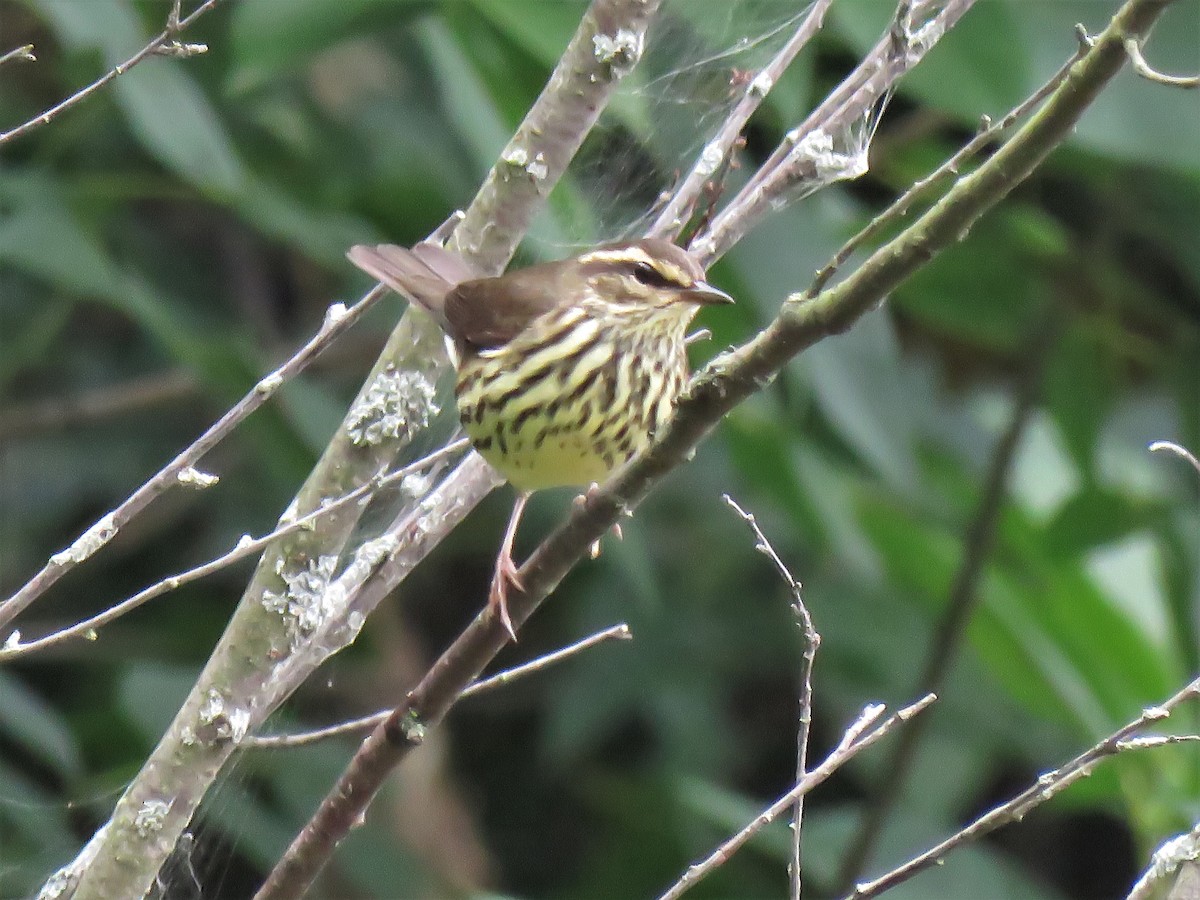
[348,237,733,637]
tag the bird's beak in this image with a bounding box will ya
[684,280,735,306]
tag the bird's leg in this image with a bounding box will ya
[489,492,529,640]
[574,483,623,559]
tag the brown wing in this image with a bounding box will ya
[347,243,478,333]
[444,257,571,349]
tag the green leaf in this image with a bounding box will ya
[229,0,419,88]
[117,662,195,742]
[1043,489,1157,559]
[800,312,928,494]
[894,210,1048,351]
[113,59,246,195]
[234,179,371,266]
[1044,327,1119,474]
[466,0,585,68]
[0,174,125,300]
[892,0,1032,118]
[0,671,82,778]
[0,758,77,897]
[419,16,513,179]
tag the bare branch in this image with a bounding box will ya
[0,0,223,146]
[724,494,819,900]
[1124,37,1200,87]
[245,623,632,750]
[1115,734,1200,751]
[0,44,36,67]
[0,296,387,633]
[1150,440,1200,479]
[656,695,937,900]
[0,441,469,661]
[847,675,1200,899]
[460,622,632,698]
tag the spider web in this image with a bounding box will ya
[524,0,875,255]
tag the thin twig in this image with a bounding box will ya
[1115,733,1200,751]
[0,294,388,634]
[646,0,834,241]
[461,622,632,697]
[847,675,1200,899]
[1150,441,1200,479]
[724,495,819,900]
[246,623,632,749]
[806,39,1088,298]
[0,0,222,146]
[1124,37,1200,88]
[834,313,1054,888]
[0,44,36,67]
[656,695,937,900]
[0,441,469,661]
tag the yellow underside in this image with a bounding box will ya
[455,303,689,492]
[470,426,620,491]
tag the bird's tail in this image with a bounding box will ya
[347,243,477,333]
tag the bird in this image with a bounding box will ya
[348,237,733,638]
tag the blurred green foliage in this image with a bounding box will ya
[1,0,1199,898]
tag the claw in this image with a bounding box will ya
[488,492,529,642]
[488,555,521,641]
[575,484,624,559]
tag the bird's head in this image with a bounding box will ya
[572,238,733,323]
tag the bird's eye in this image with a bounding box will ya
[632,262,671,287]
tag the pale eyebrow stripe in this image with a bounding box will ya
[576,247,656,267]
[576,249,692,286]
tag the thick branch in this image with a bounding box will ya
[1128,822,1200,900]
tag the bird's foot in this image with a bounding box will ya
[488,552,523,641]
[576,483,623,559]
